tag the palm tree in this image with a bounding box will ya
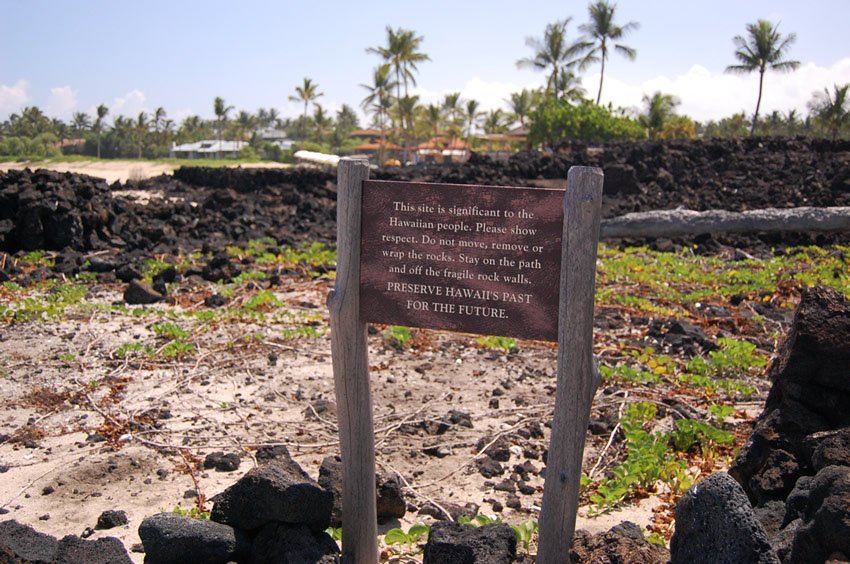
[464,99,483,142]
[361,64,397,165]
[311,105,333,144]
[483,109,508,134]
[153,107,167,133]
[808,83,850,140]
[579,1,639,105]
[213,96,234,157]
[333,104,359,149]
[725,20,800,136]
[517,19,591,99]
[507,89,534,127]
[289,78,324,139]
[423,104,444,138]
[110,115,131,156]
[554,71,588,102]
[235,110,256,141]
[397,95,420,163]
[93,104,109,158]
[71,112,91,135]
[442,92,462,123]
[180,115,204,143]
[134,112,149,158]
[368,26,430,103]
[639,91,680,138]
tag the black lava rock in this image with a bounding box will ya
[138,512,249,564]
[670,472,778,564]
[423,521,516,564]
[210,456,333,532]
[95,509,128,530]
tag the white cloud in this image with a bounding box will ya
[45,85,77,120]
[0,79,30,117]
[109,89,148,118]
[600,57,850,122]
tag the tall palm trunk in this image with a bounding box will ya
[596,54,606,104]
[750,70,765,136]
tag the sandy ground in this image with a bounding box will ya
[0,272,666,562]
[0,160,292,184]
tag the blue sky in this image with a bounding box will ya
[2,0,849,126]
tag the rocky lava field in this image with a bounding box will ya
[0,137,848,563]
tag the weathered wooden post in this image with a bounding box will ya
[537,166,604,563]
[329,157,378,563]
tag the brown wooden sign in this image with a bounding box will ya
[359,180,565,341]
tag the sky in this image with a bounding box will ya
[2,0,850,128]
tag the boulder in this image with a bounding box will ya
[670,472,778,564]
[210,456,332,532]
[317,455,405,527]
[787,465,850,563]
[95,510,128,530]
[0,520,132,564]
[138,512,249,564]
[730,285,850,504]
[423,521,516,564]
[251,523,339,564]
[570,521,669,564]
[55,535,132,564]
[123,280,163,305]
[0,519,58,563]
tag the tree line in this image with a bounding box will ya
[2,1,849,161]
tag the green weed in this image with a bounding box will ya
[686,338,766,378]
[151,321,190,340]
[475,335,518,354]
[384,523,429,550]
[169,505,210,520]
[383,325,412,348]
[114,342,154,359]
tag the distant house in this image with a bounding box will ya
[415,137,471,164]
[352,139,403,164]
[170,140,248,159]
[349,128,384,140]
[476,126,529,160]
[255,128,294,150]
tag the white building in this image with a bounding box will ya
[170,140,248,159]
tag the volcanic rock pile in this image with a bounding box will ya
[2,137,849,269]
[671,285,850,563]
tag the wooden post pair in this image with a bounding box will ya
[329,158,602,563]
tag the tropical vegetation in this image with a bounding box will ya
[2,7,849,163]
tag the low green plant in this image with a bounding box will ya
[151,321,190,340]
[161,340,196,359]
[670,419,735,458]
[646,531,667,547]
[383,325,412,348]
[475,335,518,354]
[114,342,154,359]
[169,505,210,520]
[281,325,324,340]
[687,338,766,378]
[384,522,429,549]
[708,404,735,426]
[325,526,342,542]
[21,250,54,267]
[58,353,76,363]
[243,290,283,311]
[599,363,661,385]
[677,373,756,399]
[510,519,539,551]
[589,402,677,515]
[458,514,503,526]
